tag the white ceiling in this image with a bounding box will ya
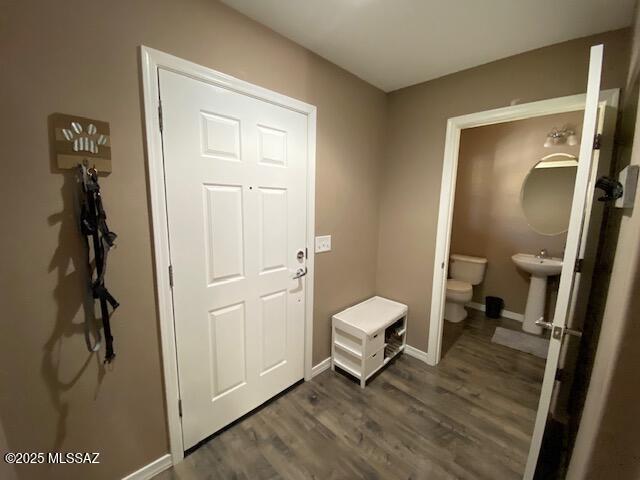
[221,0,636,92]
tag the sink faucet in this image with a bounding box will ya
[536,249,549,259]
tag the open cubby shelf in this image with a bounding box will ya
[331,296,408,388]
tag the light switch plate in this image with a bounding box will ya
[615,165,639,209]
[315,235,331,253]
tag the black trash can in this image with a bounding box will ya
[485,296,504,319]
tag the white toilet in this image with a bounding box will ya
[444,254,488,323]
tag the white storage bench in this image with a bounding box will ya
[331,296,408,388]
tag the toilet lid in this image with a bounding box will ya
[447,279,472,293]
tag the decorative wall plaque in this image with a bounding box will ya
[52,113,111,172]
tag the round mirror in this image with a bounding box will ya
[520,153,578,236]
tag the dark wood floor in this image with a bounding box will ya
[157,313,545,480]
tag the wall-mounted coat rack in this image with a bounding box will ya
[50,113,118,361]
[51,113,112,173]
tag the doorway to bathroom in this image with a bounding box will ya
[427,45,619,480]
[441,111,585,358]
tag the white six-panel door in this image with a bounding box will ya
[159,69,307,449]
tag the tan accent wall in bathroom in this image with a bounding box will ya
[450,111,583,314]
[376,29,631,352]
[0,1,386,478]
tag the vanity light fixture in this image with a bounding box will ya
[544,126,578,147]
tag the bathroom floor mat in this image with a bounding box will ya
[491,326,549,359]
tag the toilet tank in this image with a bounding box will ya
[449,254,487,285]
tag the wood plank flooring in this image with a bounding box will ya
[157,313,545,480]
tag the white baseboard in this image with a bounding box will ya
[122,454,172,480]
[467,301,524,322]
[404,344,429,364]
[311,357,331,378]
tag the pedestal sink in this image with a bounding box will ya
[512,253,563,334]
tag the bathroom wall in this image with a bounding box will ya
[376,29,631,352]
[0,1,386,478]
[450,110,583,314]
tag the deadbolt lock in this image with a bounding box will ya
[296,249,305,260]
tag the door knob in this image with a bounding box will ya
[292,267,307,279]
[535,317,553,330]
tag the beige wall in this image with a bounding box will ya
[451,111,583,313]
[0,1,386,478]
[376,29,631,351]
[0,419,16,480]
[569,3,640,477]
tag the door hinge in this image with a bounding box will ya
[574,258,584,273]
[158,102,163,132]
[593,133,601,150]
[168,264,174,287]
[178,399,182,418]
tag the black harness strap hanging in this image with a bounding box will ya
[79,165,119,363]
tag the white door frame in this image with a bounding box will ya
[426,89,619,367]
[140,46,317,463]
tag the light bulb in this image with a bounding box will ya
[544,136,553,148]
[566,134,578,146]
